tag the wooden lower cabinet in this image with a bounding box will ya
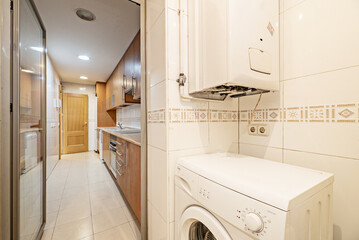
[97,134,141,223]
[116,139,141,223]
[102,132,111,167]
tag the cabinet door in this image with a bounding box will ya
[127,142,141,222]
[124,44,134,93]
[102,132,110,167]
[133,32,141,100]
[116,60,125,106]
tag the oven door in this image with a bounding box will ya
[109,144,117,178]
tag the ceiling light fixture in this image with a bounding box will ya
[30,46,44,52]
[75,8,96,22]
[80,76,88,80]
[21,68,35,74]
[78,55,90,61]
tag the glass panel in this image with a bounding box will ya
[19,0,45,239]
[189,221,217,240]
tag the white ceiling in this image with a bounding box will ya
[34,0,140,84]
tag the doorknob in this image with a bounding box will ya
[84,122,88,126]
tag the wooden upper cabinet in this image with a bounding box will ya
[133,32,141,100]
[105,30,141,110]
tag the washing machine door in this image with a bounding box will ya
[180,206,232,240]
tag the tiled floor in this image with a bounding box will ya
[42,152,140,240]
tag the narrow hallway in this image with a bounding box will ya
[42,152,140,240]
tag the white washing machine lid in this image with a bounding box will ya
[178,153,334,211]
[180,206,232,240]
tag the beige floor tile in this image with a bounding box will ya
[45,152,142,239]
[92,207,128,233]
[128,220,141,240]
[94,223,135,240]
[45,213,58,230]
[41,227,54,240]
[90,196,123,216]
[52,217,93,240]
[56,204,91,226]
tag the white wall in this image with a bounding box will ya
[46,56,61,177]
[61,82,97,151]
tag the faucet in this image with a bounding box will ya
[117,122,124,129]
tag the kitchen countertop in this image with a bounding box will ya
[98,127,141,146]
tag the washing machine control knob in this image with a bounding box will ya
[244,213,264,232]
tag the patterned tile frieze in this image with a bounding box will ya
[148,108,238,123]
[147,109,166,123]
[148,103,358,124]
[239,103,359,123]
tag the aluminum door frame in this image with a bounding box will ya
[10,0,47,239]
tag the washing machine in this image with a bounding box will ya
[175,153,334,240]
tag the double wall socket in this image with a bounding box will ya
[248,124,270,136]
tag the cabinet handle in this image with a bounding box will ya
[122,75,126,102]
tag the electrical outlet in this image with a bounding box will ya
[248,124,269,136]
[258,124,270,136]
[248,125,258,135]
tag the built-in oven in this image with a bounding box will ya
[109,137,117,178]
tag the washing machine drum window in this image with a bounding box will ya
[189,221,216,240]
[180,206,231,240]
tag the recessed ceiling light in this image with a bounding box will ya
[75,8,96,22]
[30,46,44,52]
[78,55,90,61]
[80,76,88,80]
[21,68,34,73]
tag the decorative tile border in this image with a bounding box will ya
[169,108,238,123]
[148,103,359,124]
[240,103,359,123]
[147,109,238,123]
[148,109,166,123]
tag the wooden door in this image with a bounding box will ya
[63,93,89,154]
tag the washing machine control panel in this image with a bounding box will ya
[195,175,288,240]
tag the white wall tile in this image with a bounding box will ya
[168,0,179,11]
[284,122,359,160]
[147,11,166,88]
[167,9,180,81]
[148,202,168,240]
[168,80,208,109]
[284,66,359,107]
[209,122,238,154]
[284,150,359,240]
[240,143,283,162]
[148,146,168,221]
[146,0,165,31]
[283,0,359,80]
[282,0,306,12]
[148,81,166,110]
[239,121,283,149]
[168,122,208,151]
[148,122,167,151]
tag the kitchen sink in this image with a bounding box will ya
[114,129,141,134]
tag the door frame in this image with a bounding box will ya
[10,0,47,239]
[131,0,147,239]
[62,93,89,154]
